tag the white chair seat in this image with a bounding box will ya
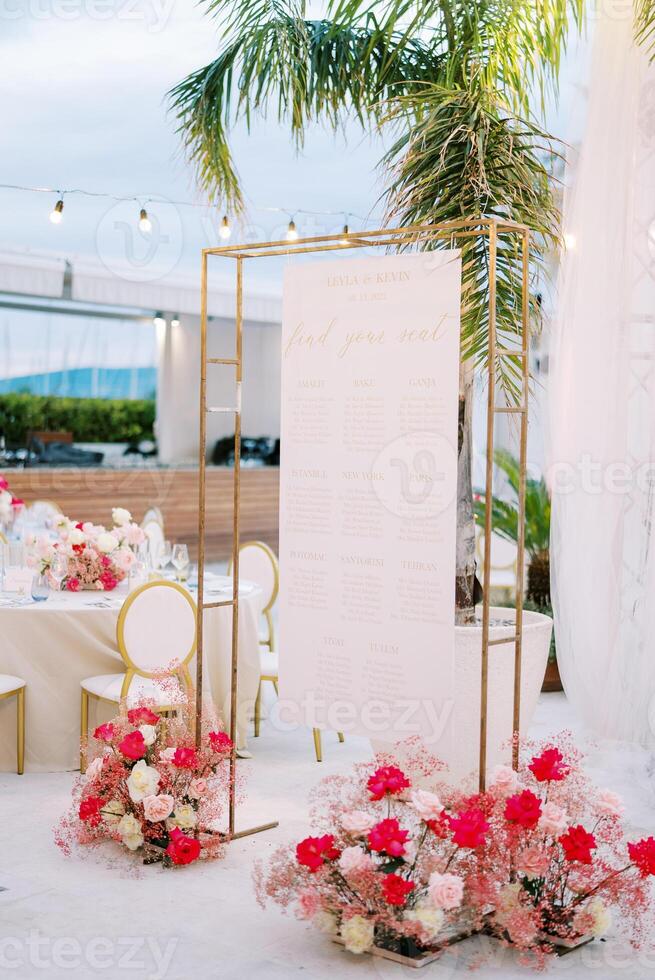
[80,673,185,705]
[0,674,26,696]
[260,649,279,677]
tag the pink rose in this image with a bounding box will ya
[517,846,550,880]
[597,790,624,817]
[340,809,375,836]
[85,756,104,780]
[409,789,443,821]
[142,794,175,823]
[113,548,135,572]
[428,872,464,910]
[124,524,146,547]
[490,765,520,795]
[338,846,374,875]
[188,778,208,800]
[538,802,569,836]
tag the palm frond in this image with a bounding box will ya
[635,0,655,59]
[474,449,550,555]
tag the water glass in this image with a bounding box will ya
[31,573,50,602]
[172,544,190,581]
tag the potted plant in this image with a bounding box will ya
[473,449,561,692]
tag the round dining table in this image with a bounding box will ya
[0,575,263,772]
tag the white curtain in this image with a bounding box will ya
[549,5,655,746]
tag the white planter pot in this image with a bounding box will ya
[373,606,553,788]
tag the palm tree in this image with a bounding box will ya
[473,449,551,606]
[169,0,582,624]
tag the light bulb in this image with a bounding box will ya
[341,222,349,245]
[139,208,152,233]
[171,315,180,328]
[219,215,231,240]
[153,313,166,328]
[563,232,576,251]
[286,219,298,241]
[49,199,64,224]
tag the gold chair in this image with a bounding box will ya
[28,499,63,518]
[229,540,343,762]
[141,505,164,530]
[0,675,25,774]
[80,581,196,772]
[0,530,7,545]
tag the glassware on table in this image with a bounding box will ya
[171,544,190,582]
[31,573,50,602]
[49,554,68,592]
[155,540,173,575]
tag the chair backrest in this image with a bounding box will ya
[142,520,165,563]
[141,506,164,531]
[117,581,197,675]
[228,540,279,615]
[26,499,63,525]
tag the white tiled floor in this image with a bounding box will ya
[1,692,654,979]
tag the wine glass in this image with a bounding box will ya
[172,544,190,581]
[49,554,67,592]
[157,540,172,575]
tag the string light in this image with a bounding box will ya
[138,207,152,233]
[153,312,166,328]
[563,232,576,250]
[49,198,64,224]
[341,220,350,245]
[219,215,231,240]
[286,218,298,241]
[171,314,180,327]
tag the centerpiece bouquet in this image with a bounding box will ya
[254,738,655,967]
[0,475,24,529]
[56,696,234,868]
[28,507,145,591]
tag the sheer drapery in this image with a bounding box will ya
[549,4,655,746]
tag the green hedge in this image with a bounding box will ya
[0,393,156,446]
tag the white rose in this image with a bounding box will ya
[410,789,443,821]
[139,724,157,747]
[96,532,119,554]
[340,915,374,955]
[313,911,338,935]
[70,528,86,546]
[404,904,445,940]
[112,507,132,527]
[169,804,197,830]
[340,809,375,836]
[117,813,144,851]
[103,799,125,825]
[126,759,160,803]
[588,899,612,937]
[338,846,373,875]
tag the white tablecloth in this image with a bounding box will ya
[0,577,263,772]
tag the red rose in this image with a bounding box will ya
[296,834,340,872]
[528,747,569,783]
[628,837,655,877]
[166,827,201,866]
[173,746,199,768]
[368,818,410,857]
[93,722,115,742]
[11,497,23,508]
[72,543,86,555]
[367,765,410,801]
[0,477,8,490]
[381,873,415,907]
[118,730,147,760]
[101,555,112,568]
[79,796,104,827]
[426,813,449,838]
[505,790,542,829]
[559,825,596,864]
[448,808,490,848]
[208,731,233,753]
[127,706,160,727]
[67,578,80,592]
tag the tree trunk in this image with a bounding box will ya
[527,549,550,607]
[455,361,478,625]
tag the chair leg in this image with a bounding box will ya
[254,683,262,737]
[338,731,345,743]
[80,688,89,774]
[313,728,322,763]
[272,679,278,696]
[16,688,25,775]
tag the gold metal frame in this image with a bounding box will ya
[197,217,530,804]
[80,581,197,771]
[0,683,25,774]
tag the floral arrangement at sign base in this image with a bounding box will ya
[254,737,655,969]
[27,506,145,592]
[56,692,234,869]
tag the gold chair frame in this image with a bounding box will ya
[0,683,25,775]
[80,580,196,771]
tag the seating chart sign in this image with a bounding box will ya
[278,251,461,751]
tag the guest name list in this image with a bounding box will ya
[278,252,461,749]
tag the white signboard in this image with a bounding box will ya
[278,251,461,751]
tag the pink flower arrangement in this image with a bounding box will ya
[56,692,234,868]
[0,474,24,526]
[254,737,655,965]
[28,507,145,591]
